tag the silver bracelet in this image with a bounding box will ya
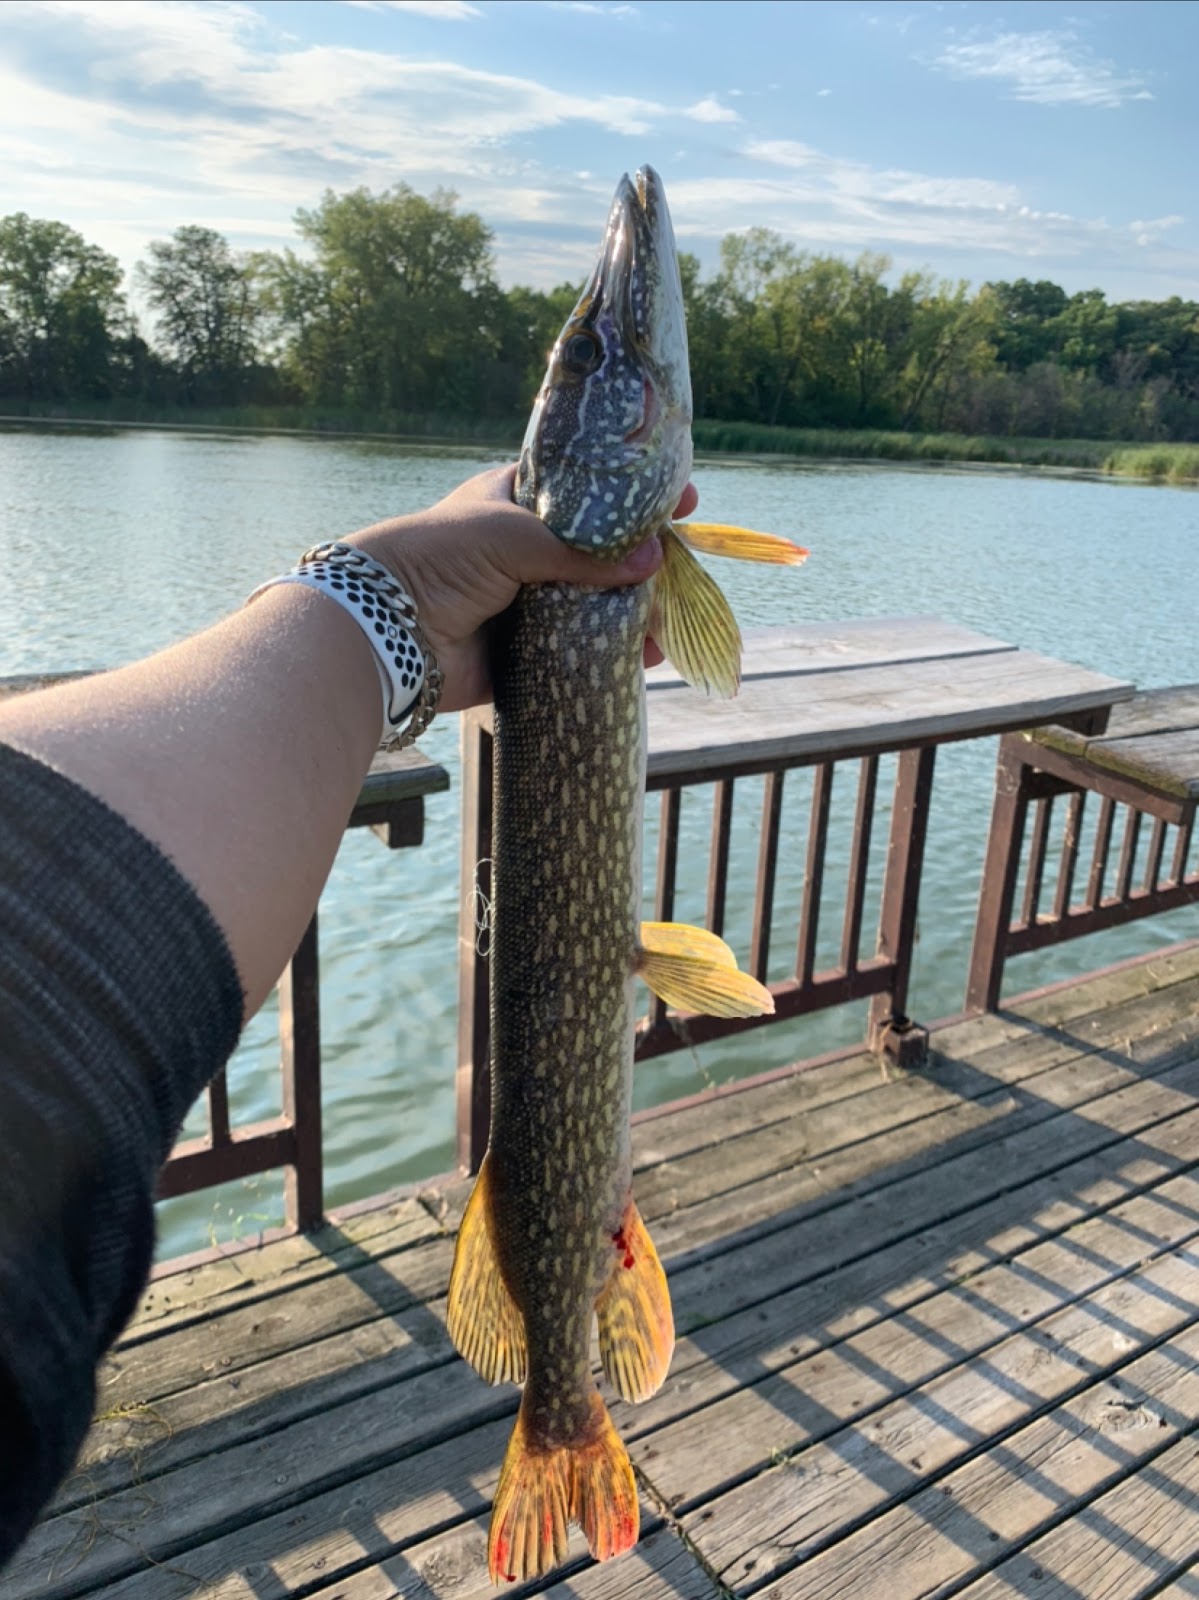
[248,542,443,748]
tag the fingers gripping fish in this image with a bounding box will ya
[447,167,807,1584]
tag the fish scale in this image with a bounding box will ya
[489,579,649,1447]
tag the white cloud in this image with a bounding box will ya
[1130,214,1184,248]
[817,88,832,97]
[351,1,484,17]
[931,29,1152,108]
[684,96,739,125]
[545,2,640,15]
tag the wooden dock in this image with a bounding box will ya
[5,945,1199,1600]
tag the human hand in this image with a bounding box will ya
[345,465,693,710]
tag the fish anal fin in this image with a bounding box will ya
[597,1199,674,1402]
[447,1155,527,1386]
[652,525,741,699]
[636,920,775,1019]
[674,520,809,565]
[488,1393,638,1582]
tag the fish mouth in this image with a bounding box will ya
[583,165,690,409]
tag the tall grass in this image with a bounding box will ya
[691,421,1118,471]
[1103,444,1199,485]
[6,403,1196,484]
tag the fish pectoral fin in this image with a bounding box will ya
[446,1155,527,1386]
[490,1392,638,1582]
[636,920,775,1018]
[651,525,742,699]
[674,520,809,566]
[596,1199,674,1403]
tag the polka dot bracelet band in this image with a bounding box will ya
[248,542,443,749]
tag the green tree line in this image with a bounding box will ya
[3,189,1197,442]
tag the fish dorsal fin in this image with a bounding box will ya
[635,920,775,1017]
[674,521,809,565]
[596,1198,674,1402]
[446,1155,527,1385]
[651,525,742,699]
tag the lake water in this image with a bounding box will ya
[1,424,1196,1258]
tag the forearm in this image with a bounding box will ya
[0,584,381,1020]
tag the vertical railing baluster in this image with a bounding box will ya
[1085,796,1116,908]
[1053,790,1086,920]
[841,755,878,977]
[651,787,682,1029]
[1020,796,1053,928]
[1171,812,1195,886]
[1115,807,1142,902]
[279,910,322,1231]
[750,772,785,985]
[1143,817,1167,893]
[869,746,936,1051]
[207,1069,230,1148]
[797,762,833,989]
[707,779,734,937]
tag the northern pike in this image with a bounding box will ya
[447,167,806,1583]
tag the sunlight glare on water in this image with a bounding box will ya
[1,426,1195,1254]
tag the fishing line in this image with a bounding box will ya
[472,858,494,958]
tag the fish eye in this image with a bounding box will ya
[561,329,603,377]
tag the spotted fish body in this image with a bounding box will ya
[447,168,803,1584]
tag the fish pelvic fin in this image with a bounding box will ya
[489,1392,638,1583]
[674,520,809,566]
[446,1155,527,1386]
[650,525,741,699]
[636,920,775,1018]
[597,1198,674,1402]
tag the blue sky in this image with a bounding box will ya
[2,0,1195,301]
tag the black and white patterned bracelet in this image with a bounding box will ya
[248,542,443,748]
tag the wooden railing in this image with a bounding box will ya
[967,690,1199,1013]
[12,631,1166,1234]
[456,697,947,1173]
[164,748,450,1229]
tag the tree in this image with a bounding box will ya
[0,214,127,400]
[274,185,500,414]
[137,226,262,403]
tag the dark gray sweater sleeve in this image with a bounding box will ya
[0,742,244,1568]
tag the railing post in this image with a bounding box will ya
[457,710,493,1174]
[867,746,936,1065]
[279,910,323,1231]
[965,735,1032,1014]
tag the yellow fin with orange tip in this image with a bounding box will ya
[674,520,809,565]
[446,1155,527,1386]
[488,1392,638,1583]
[650,525,741,698]
[635,920,775,1018]
[596,1198,675,1402]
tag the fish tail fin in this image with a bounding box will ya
[597,1198,674,1402]
[447,1155,527,1386]
[488,1393,638,1583]
[636,920,775,1018]
[570,1392,640,1564]
[674,520,808,565]
[650,524,742,699]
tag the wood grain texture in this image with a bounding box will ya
[6,954,1199,1600]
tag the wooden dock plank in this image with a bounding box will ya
[64,976,1199,1511]
[676,1265,1199,1591]
[4,957,1198,1600]
[759,1323,1199,1599]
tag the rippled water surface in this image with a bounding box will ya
[2,425,1196,1255]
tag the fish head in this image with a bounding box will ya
[515,165,693,560]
